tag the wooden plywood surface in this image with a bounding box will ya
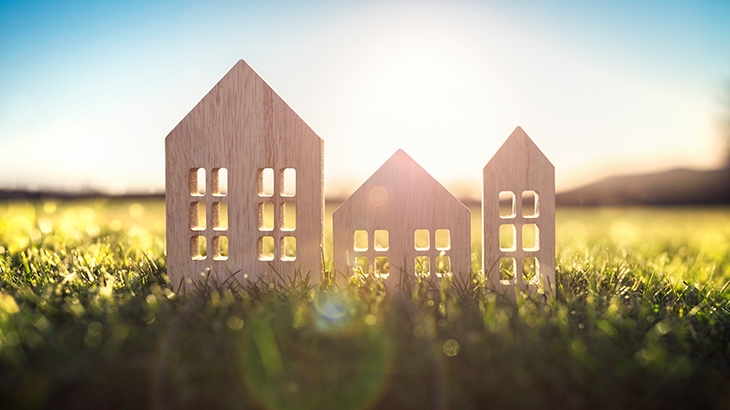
[166,60,323,290]
[483,127,555,298]
[333,150,471,291]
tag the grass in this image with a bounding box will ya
[1,200,730,409]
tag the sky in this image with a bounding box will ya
[1,0,729,198]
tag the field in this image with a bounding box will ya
[1,199,730,409]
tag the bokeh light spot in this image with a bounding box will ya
[442,339,460,357]
[368,186,388,207]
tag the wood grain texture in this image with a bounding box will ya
[332,150,471,290]
[483,127,555,297]
[166,60,324,289]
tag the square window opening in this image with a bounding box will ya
[258,202,274,231]
[190,202,206,231]
[499,191,515,218]
[435,229,450,251]
[499,224,516,252]
[190,235,207,260]
[212,235,228,261]
[415,256,430,278]
[212,202,228,231]
[281,168,296,197]
[414,229,430,251]
[374,230,389,251]
[522,191,539,218]
[280,236,296,261]
[522,224,540,251]
[374,256,389,279]
[189,168,206,196]
[353,256,370,276]
[499,257,516,284]
[258,168,274,197]
[522,257,540,284]
[280,202,296,231]
[435,253,451,278]
[212,168,228,196]
[258,236,275,261]
[353,230,368,252]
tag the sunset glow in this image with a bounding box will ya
[1,0,728,197]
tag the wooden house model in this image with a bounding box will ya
[165,60,324,287]
[332,150,472,289]
[482,127,555,296]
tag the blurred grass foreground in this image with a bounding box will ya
[1,199,730,409]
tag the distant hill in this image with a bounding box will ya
[556,168,730,206]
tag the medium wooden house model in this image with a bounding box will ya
[482,127,555,296]
[165,60,324,287]
[332,150,472,289]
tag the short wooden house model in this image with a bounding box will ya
[332,150,472,289]
[165,60,324,287]
[483,127,555,296]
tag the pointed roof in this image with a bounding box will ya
[484,126,553,172]
[485,126,550,168]
[339,149,465,208]
[165,59,321,146]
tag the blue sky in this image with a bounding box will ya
[1,0,729,197]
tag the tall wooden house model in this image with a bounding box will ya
[483,127,555,295]
[332,150,471,289]
[165,60,323,287]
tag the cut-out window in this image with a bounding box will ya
[414,229,430,251]
[258,236,275,261]
[374,230,389,251]
[190,168,206,196]
[499,257,515,283]
[499,224,516,252]
[258,202,274,231]
[499,191,515,218]
[353,230,368,252]
[415,256,430,278]
[281,168,296,197]
[190,235,207,260]
[522,191,539,218]
[353,256,369,276]
[212,168,228,196]
[435,229,450,251]
[258,168,274,197]
[522,257,540,284]
[212,235,228,261]
[212,202,228,231]
[435,253,451,278]
[522,224,540,251]
[280,202,296,231]
[190,202,206,231]
[280,236,296,261]
[374,256,389,279]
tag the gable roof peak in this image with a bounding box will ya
[483,126,553,172]
[499,126,549,159]
[507,126,530,143]
[390,148,409,159]
[231,59,262,78]
[382,149,421,170]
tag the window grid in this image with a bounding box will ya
[257,167,297,262]
[189,167,229,261]
[350,229,390,276]
[411,228,453,278]
[497,190,541,285]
